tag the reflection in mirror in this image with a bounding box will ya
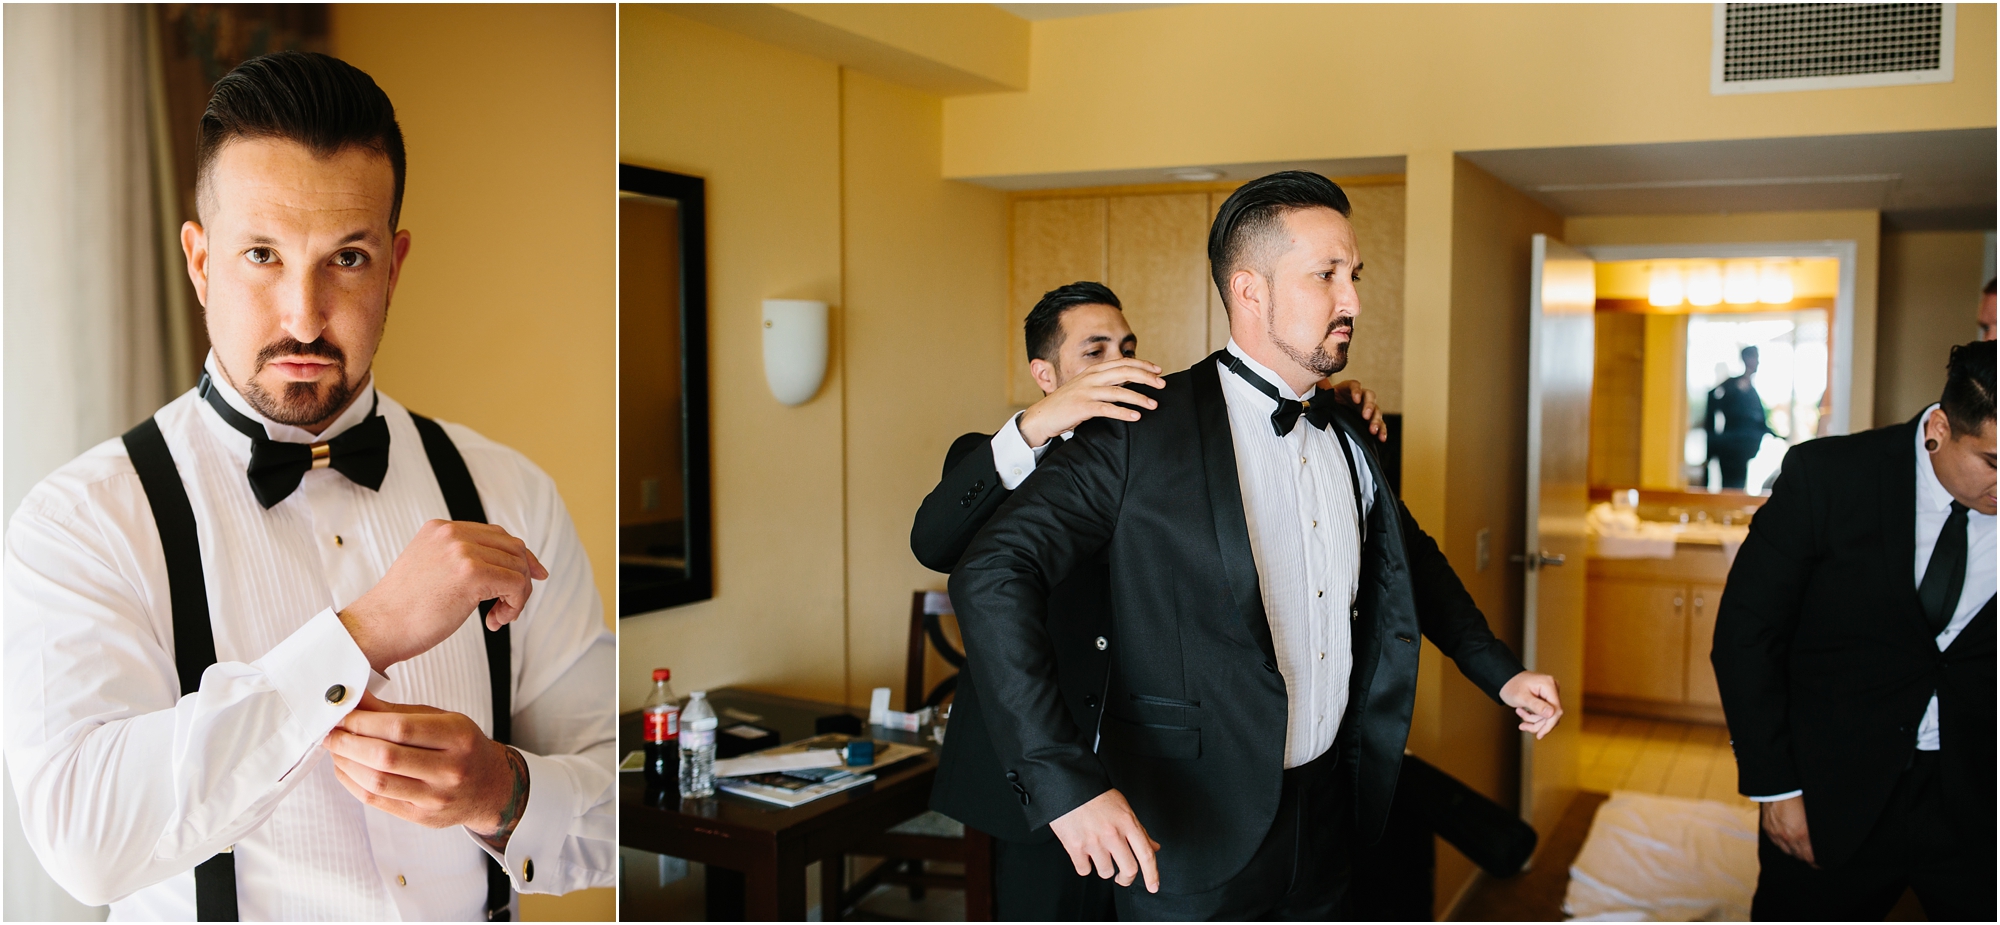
[619,166,712,613]
[1588,256,1841,498]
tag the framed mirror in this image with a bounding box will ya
[619,164,713,614]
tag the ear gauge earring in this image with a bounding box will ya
[1925,438,1940,452]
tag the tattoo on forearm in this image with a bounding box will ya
[482,745,531,848]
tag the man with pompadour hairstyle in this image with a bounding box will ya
[5,50,614,920]
[949,171,1560,919]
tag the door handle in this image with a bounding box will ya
[1509,551,1568,571]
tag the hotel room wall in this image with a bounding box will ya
[939,4,1994,180]
[618,7,850,708]
[840,70,1012,710]
[328,4,617,630]
[1415,156,1567,915]
[1563,211,1882,428]
[618,9,1015,713]
[328,6,616,920]
[1876,230,1992,425]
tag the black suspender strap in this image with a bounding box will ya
[412,414,515,922]
[124,412,515,922]
[123,419,217,700]
[122,418,239,923]
[1334,426,1368,546]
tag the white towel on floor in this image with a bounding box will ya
[1563,791,1760,922]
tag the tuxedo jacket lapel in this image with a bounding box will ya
[1192,353,1276,663]
[1886,415,1931,637]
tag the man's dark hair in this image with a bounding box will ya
[1025,281,1122,362]
[1983,278,1995,296]
[1940,339,1995,437]
[1741,345,1759,361]
[197,51,407,228]
[1208,170,1352,311]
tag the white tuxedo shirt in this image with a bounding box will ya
[5,360,615,920]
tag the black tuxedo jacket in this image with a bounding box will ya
[948,352,1525,894]
[911,431,1112,844]
[1712,414,1996,869]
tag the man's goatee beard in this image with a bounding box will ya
[244,376,356,426]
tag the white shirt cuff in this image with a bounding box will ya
[471,749,579,894]
[992,411,1052,490]
[1747,790,1803,802]
[251,608,378,739]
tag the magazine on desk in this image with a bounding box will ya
[717,734,929,807]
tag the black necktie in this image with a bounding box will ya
[1225,354,1336,436]
[1918,500,1969,634]
[199,373,391,509]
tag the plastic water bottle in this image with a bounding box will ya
[679,691,717,798]
[641,668,679,788]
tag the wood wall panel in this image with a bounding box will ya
[1341,184,1405,413]
[1009,197,1107,404]
[1010,179,1406,410]
[1208,192,1230,353]
[1590,312,1645,487]
[1108,194,1212,376]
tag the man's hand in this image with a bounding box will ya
[323,692,531,848]
[1326,379,1390,443]
[1761,796,1816,867]
[1499,670,1564,739]
[339,520,548,673]
[1047,788,1160,893]
[1018,358,1165,448]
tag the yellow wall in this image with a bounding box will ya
[328,5,616,921]
[617,8,1012,716]
[1564,210,1882,428]
[840,68,1012,707]
[618,6,850,708]
[940,3,1995,180]
[1876,230,1991,424]
[1411,156,1566,914]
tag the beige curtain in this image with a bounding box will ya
[3,4,172,920]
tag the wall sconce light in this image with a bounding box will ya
[1686,263,1723,306]
[1757,260,1795,304]
[762,299,828,406]
[1648,264,1685,307]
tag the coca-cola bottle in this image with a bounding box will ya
[642,668,679,787]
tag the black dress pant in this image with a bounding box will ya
[1715,452,1752,489]
[995,833,1117,921]
[1113,748,1351,921]
[1752,751,1995,921]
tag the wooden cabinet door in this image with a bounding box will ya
[1008,198,1107,405]
[1585,579,1688,702]
[1684,582,1726,707]
[1108,194,1211,376]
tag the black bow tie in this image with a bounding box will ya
[1225,354,1336,437]
[199,373,391,509]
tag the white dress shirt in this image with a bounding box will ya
[991,411,1066,490]
[5,357,616,920]
[1219,341,1376,770]
[1911,404,1996,751]
[1749,405,1996,802]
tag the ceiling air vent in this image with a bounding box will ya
[1712,3,1955,95]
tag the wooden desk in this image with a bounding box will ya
[619,688,940,920]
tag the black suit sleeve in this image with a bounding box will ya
[1397,503,1527,700]
[911,432,1010,573]
[948,417,1128,829]
[1711,444,1821,797]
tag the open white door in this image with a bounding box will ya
[1521,235,1593,840]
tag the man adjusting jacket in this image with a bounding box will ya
[949,171,1564,920]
